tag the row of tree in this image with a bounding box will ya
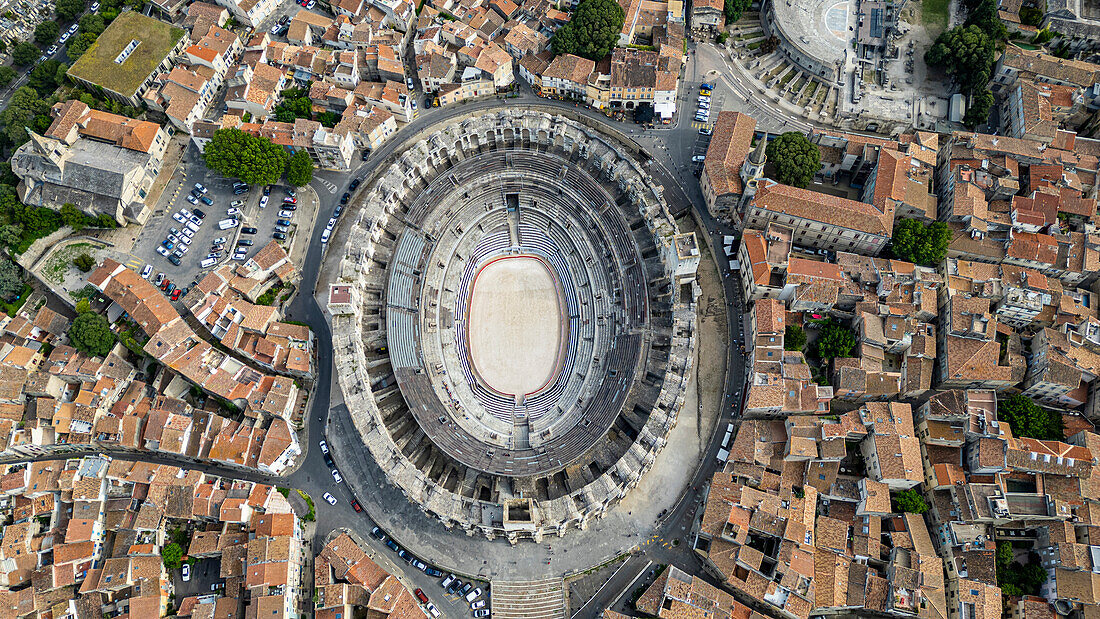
[924,0,1007,127]
[202,128,314,187]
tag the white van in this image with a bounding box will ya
[218,218,239,230]
[321,229,331,244]
[199,257,218,268]
[185,221,201,234]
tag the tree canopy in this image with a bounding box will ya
[161,542,183,569]
[996,541,1047,596]
[56,0,86,20]
[285,150,314,187]
[273,85,313,123]
[78,12,106,35]
[892,489,929,514]
[0,257,22,302]
[724,0,751,22]
[27,60,65,96]
[73,253,95,272]
[925,25,995,95]
[68,311,115,357]
[66,33,97,61]
[549,0,625,61]
[34,21,59,45]
[765,132,821,188]
[11,42,40,67]
[0,66,16,88]
[784,324,806,351]
[963,88,994,129]
[890,218,951,266]
[202,128,288,186]
[814,319,856,360]
[0,87,50,148]
[998,394,1063,441]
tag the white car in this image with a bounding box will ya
[179,208,193,218]
[466,589,483,603]
[67,24,78,35]
[259,196,269,209]
[172,212,186,223]
[193,183,208,194]
[320,229,331,244]
[182,564,191,581]
[90,1,99,10]
[141,265,153,279]
[323,492,337,505]
[178,235,192,245]
[214,236,227,245]
[326,217,337,231]
[59,32,70,43]
[332,469,343,483]
[180,227,194,238]
[226,208,242,216]
[270,23,281,35]
[167,234,181,244]
[319,440,329,454]
[188,215,202,226]
[186,194,199,205]
[156,246,171,257]
[231,200,244,208]
[692,155,706,162]
[278,209,295,218]
[177,245,190,255]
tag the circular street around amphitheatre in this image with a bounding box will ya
[278,77,755,617]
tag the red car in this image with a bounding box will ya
[160,279,171,291]
[170,289,181,301]
[414,589,428,604]
[350,499,362,512]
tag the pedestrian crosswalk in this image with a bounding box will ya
[314,178,338,194]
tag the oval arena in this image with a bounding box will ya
[327,110,699,542]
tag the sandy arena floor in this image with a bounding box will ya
[468,255,564,397]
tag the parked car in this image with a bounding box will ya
[470,600,486,610]
[385,539,400,552]
[241,227,258,234]
[414,589,428,604]
[275,225,290,234]
[186,194,199,205]
[322,452,334,467]
[350,499,362,512]
[227,208,241,216]
[155,274,165,286]
[200,196,213,206]
[371,526,385,540]
[193,208,206,219]
[172,212,187,223]
[285,189,296,197]
[473,610,489,618]
[425,603,440,618]
[398,550,412,562]
[349,179,360,190]
[237,239,253,246]
[323,493,337,505]
[276,219,292,227]
[459,583,473,597]
[214,236,227,245]
[141,265,153,279]
[692,155,706,162]
[446,579,461,595]
[90,1,100,10]
[411,559,428,571]
[167,234,180,245]
[193,183,207,194]
[162,240,174,250]
[269,23,281,34]
[441,575,456,590]
[180,227,194,238]
[465,588,482,603]
[283,197,297,204]
[340,193,350,204]
[263,185,272,195]
[171,289,181,301]
[167,254,181,266]
[278,210,294,219]
[160,279,171,291]
[182,565,191,581]
[425,568,443,578]
[231,200,244,208]
[319,440,329,454]
[273,232,287,240]
[331,469,343,483]
[259,196,269,209]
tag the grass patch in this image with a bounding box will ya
[746,41,762,50]
[296,489,315,521]
[1,284,32,316]
[67,11,185,100]
[276,486,290,497]
[256,281,288,306]
[921,0,949,32]
[42,242,94,285]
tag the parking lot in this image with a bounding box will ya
[170,557,223,600]
[130,161,302,297]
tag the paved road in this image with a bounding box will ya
[272,46,751,616]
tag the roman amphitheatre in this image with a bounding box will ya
[327,109,701,542]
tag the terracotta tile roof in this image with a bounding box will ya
[703,111,756,197]
[751,179,894,237]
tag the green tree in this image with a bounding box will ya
[75,297,90,313]
[964,0,1007,41]
[891,489,929,514]
[0,257,22,302]
[724,0,751,22]
[11,42,40,67]
[964,88,994,128]
[273,96,312,123]
[66,32,98,61]
[56,0,86,20]
[60,203,87,231]
[925,25,995,95]
[68,311,115,357]
[34,21,59,46]
[73,253,95,272]
[765,132,821,188]
[0,225,23,248]
[78,13,106,34]
[1020,5,1043,25]
[284,150,314,187]
[316,110,340,127]
[998,393,1063,440]
[0,66,15,88]
[0,87,48,147]
[814,319,856,360]
[784,324,806,351]
[27,60,63,95]
[202,128,288,186]
[161,542,183,569]
[890,218,951,266]
[549,0,625,61]
[0,39,7,54]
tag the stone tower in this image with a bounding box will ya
[739,133,767,209]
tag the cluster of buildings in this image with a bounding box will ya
[0,453,304,618]
[681,32,1100,619]
[88,248,310,428]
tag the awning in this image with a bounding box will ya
[654,100,676,119]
